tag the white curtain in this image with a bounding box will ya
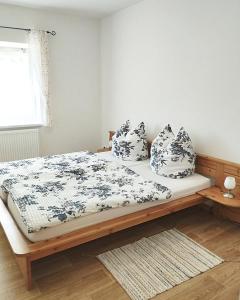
[28,30,51,127]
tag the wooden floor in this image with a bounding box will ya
[1,206,240,300]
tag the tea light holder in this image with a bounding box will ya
[223,176,236,199]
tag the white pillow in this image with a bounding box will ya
[112,121,148,161]
[150,126,196,178]
[150,125,174,170]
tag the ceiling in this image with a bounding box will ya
[0,0,143,17]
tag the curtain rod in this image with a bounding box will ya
[0,25,56,36]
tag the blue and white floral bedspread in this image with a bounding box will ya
[1,152,172,233]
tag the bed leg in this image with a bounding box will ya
[15,255,32,290]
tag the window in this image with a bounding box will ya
[0,41,42,128]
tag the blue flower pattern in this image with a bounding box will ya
[112,121,148,161]
[150,126,196,179]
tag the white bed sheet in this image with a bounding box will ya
[6,152,211,242]
[96,151,149,167]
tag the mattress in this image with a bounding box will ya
[6,152,211,242]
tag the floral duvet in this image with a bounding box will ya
[1,152,172,233]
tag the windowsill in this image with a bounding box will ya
[0,124,43,131]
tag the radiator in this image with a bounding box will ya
[0,129,40,162]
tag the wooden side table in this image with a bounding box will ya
[198,186,240,223]
[198,187,240,208]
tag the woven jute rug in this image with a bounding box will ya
[97,228,223,300]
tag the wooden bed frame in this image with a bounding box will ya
[0,134,239,289]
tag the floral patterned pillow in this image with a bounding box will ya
[150,126,196,178]
[112,121,148,161]
[114,120,130,139]
[150,125,174,171]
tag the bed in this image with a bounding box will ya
[0,147,238,289]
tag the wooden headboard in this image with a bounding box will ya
[108,130,240,198]
[196,154,240,198]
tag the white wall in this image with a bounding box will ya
[0,4,100,155]
[101,0,240,163]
